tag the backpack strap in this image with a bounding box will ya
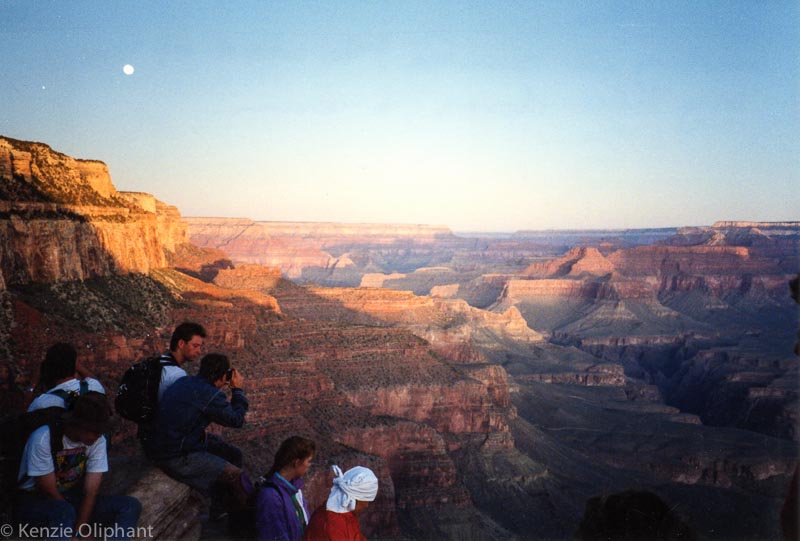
[47,389,72,401]
[48,421,65,454]
[155,356,177,386]
[47,380,90,404]
[158,353,179,367]
[17,422,65,490]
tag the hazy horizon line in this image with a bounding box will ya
[183,216,800,235]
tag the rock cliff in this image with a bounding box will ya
[296,286,546,353]
[186,217,460,280]
[185,217,336,278]
[522,246,616,278]
[606,245,779,276]
[0,136,187,286]
[256,221,455,243]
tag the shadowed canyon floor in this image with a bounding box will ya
[1,135,798,539]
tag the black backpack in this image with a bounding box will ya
[115,355,177,423]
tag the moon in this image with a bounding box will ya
[123,64,135,75]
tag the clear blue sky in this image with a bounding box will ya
[2,1,798,231]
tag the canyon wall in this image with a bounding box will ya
[186,217,464,280]
[0,138,520,538]
[256,221,455,244]
[185,217,336,278]
[0,136,187,286]
[2,136,797,539]
[498,229,795,319]
[493,231,799,444]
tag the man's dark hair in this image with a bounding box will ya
[40,342,78,389]
[198,353,230,384]
[63,391,112,434]
[170,322,207,352]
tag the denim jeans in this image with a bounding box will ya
[15,490,142,541]
[206,433,243,468]
[155,433,243,494]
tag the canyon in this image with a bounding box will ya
[1,135,798,540]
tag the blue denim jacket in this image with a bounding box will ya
[145,375,248,460]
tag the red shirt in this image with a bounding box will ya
[303,509,366,541]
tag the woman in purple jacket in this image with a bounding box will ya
[256,436,316,541]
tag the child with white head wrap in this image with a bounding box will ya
[326,465,379,513]
[305,465,379,541]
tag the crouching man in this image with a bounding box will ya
[15,392,142,541]
[144,353,249,517]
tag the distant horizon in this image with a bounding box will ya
[2,2,798,231]
[183,214,799,236]
[6,130,793,235]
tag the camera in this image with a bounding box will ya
[225,368,234,381]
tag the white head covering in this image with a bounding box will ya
[325,465,379,513]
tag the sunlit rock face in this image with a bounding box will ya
[184,217,336,278]
[521,246,616,278]
[0,136,187,285]
[607,244,779,276]
[0,137,115,200]
[494,226,795,334]
[2,136,798,540]
[185,217,459,280]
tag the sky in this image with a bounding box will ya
[1,1,798,232]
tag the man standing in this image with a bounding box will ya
[15,392,142,540]
[145,353,249,515]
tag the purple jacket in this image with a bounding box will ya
[256,473,309,541]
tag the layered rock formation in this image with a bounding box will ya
[495,227,795,333]
[3,136,797,540]
[186,218,458,279]
[284,286,546,356]
[489,227,799,444]
[606,245,780,277]
[183,210,800,474]
[0,137,522,537]
[0,136,188,286]
[255,221,455,244]
[521,247,616,278]
[184,217,335,279]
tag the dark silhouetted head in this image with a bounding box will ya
[40,343,78,389]
[576,489,695,540]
